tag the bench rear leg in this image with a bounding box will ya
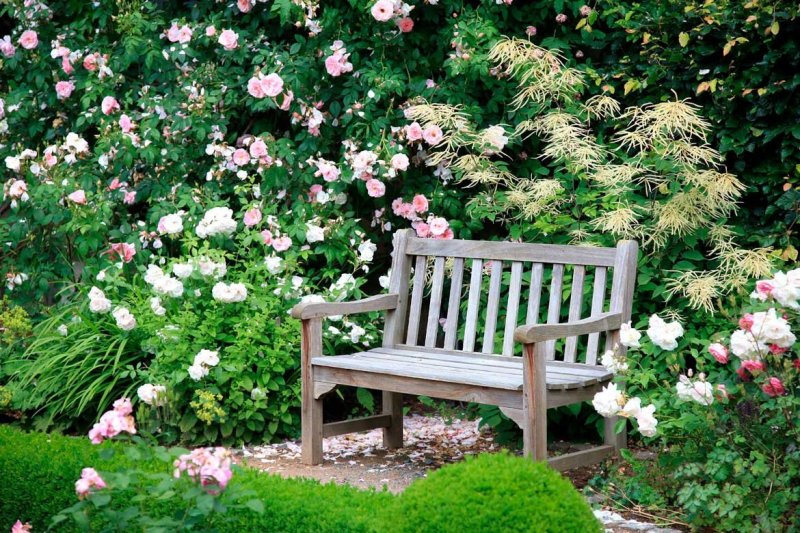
[301,318,323,465]
[523,342,548,461]
[382,391,403,448]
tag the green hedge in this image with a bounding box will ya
[0,426,600,532]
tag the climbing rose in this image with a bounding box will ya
[762,377,785,397]
[366,178,385,198]
[75,467,106,499]
[412,194,428,213]
[11,521,32,533]
[370,0,394,21]
[55,80,75,99]
[422,124,443,145]
[101,96,120,115]
[406,122,423,141]
[107,242,136,263]
[243,207,262,227]
[218,29,239,50]
[708,343,729,364]
[397,17,414,32]
[19,30,38,49]
[67,190,87,204]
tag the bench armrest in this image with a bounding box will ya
[291,294,399,320]
[514,312,623,344]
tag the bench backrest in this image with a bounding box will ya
[382,230,638,365]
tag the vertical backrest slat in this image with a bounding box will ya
[563,266,586,363]
[424,256,447,347]
[462,259,483,352]
[481,260,504,354]
[405,255,428,345]
[502,261,524,357]
[383,230,414,346]
[545,264,564,359]
[443,257,465,350]
[585,266,607,364]
[526,263,544,325]
[605,241,639,353]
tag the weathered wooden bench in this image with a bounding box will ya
[291,230,638,470]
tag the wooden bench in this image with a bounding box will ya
[291,230,638,470]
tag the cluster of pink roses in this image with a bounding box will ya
[87,398,137,444]
[247,72,287,101]
[370,0,414,33]
[325,41,353,77]
[173,447,234,493]
[75,467,106,499]
[405,121,443,146]
[391,194,453,239]
[11,520,32,533]
[166,23,193,44]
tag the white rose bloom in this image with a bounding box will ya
[137,384,167,406]
[331,273,356,294]
[646,314,683,351]
[150,296,166,316]
[305,223,325,243]
[348,323,366,343]
[291,276,304,290]
[619,322,641,348]
[112,307,137,331]
[195,206,237,238]
[153,275,184,298]
[196,257,226,278]
[88,286,112,313]
[144,264,165,285]
[300,294,326,305]
[158,213,184,235]
[5,156,20,171]
[592,382,623,417]
[635,404,658,437]
[601,349,628,374]
[751,308,796,349]
[483,125,509,152]
[212,282,248,303]
[619,396,641,418]
[358,240,377,262]
[188,364,208,381]
[675,375,714,405]
[57,324,69,336]
[194,349,220,367]
[264,256,284,274]
[172,263,194,279]
[729,329,763,360]
[378,274,390,289]
[251,387,266,401]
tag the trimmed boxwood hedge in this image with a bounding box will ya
[0,426,600,532]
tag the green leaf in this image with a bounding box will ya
[246,499,265,513]
[355,388,374,412]
[678,32,689,47]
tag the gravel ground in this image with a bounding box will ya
[233,414,681,532]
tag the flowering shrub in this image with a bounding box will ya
[592,270,800,531]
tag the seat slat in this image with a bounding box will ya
[405,255,427,345]
[443,257,465,350]
[462,259,483,352]
[585,266,607,364]
[481,260,504,354]
[563,266,586,363]
[502,261,524,357]
[424,256,446,347]
[526,263,544,325]
[545,264,564,359]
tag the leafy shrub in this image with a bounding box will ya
[391,452,601,533]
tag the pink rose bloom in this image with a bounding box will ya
[101,96,120,115]
[279,90,294,111]
[371,0,394,22]
[769,343,789,355]
[737,359,765,381]
[62,55,74,74]
[166,23,182,42]
[325,54,344,77]
[205,26,217,37]
[0,36,16,57]
[309,184,323,196]
[556,13,567,23]
[366,178,386,198]
[68,190,87,204]
[8,180,27,199]
[738,313,754,331]
[113,397,133,415]
[405,122,423,141]
[526,26,537,36]
[238,0,253,12]
[272,236,292,252]
[762,377,785,397]
[260,229,273,245]
[243,207,262,227]
[249,138,268,158]
[178,25,193,44]
[218,29,239,50]
[708,343,728,364]
[11,520,32,533]
[412,194,428,213]
[119,114,133,133]
[429,217,449,236]
[19,30,38,50]
[391,153,409,171]
[422,124,443,146]
[261,73,284,97]
[413,221,431,238]
[75,478,91,498]
[247,76,265,98]
[397,17,414,33]
[123,191,137,204]
[755,279,774,298]
[108,242,136,263]
[232,148,250,166]
[439,228,455,240]
[83,53,98,71]
[55,80,75,100]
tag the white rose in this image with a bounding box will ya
[358,240,377,262]
[144,264,165,285]
[153,276,184,298]
[483,125,509,151]
[601,349,628,374]
[188,364,208,381]
[752,308,795,348]
[619,396,641,418]
[592,382,623,417]
[172,263,194,279]
[112,307,137,331]
[646,314,683,351]
[619,322,641,348]
[348,324,366,343]
[305,224,325,243]
[676,375,713,405]
[212,282,247,303]
[137,384,167,406]
[88,286,112,313]
[264,256,284,274]
[729,329,763,360]
[57,324,68,336]
[5,156,20,171]
[194,349,220,367]
[195,206,237,238]
[635,404,658,437]
[390,153,409,171]
[158,213,184,235]
[150,296,166,316]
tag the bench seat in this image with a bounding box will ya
[312,347,612,391]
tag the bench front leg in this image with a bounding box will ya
[301,318,324,465]
[382,391,403,449]
[522,342,547,461]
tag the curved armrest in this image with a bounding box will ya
[291,294,399,320]
[514,312,623,344]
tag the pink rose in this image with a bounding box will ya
[101,96,120,115]
[370,0,394,22]
[309,184,323,196]
[526,26,537,36]
[279,90,294,111]
[62,55,74,74]
[272,236,292,252]
[391,153,409,171]
[232,148,250,166]
[67,190,87,204]
[238,0,253,12]
[412,194,428,213]
[19,30,38,50]
[123,191,137,204]
[325,54,344,77]
[178,25,193,44]
[0,36,16,57]
[736,359,765,381]
[714,383,729,401]
[83,53,98,71]
[108,242,136,263]
[422,124,443,146]
[762,377,785,397]
[247,76,265,98]
[366,178,386,198]
[755,279,774,298]
[397,17,414,33]
[413,221,431,238]
[438,228,455,240]
[11,520,32,533]
[738,313,754,331]
[205,26,216,37]
[218,29,239,50]
[556,13,567,24]
[119,114,133,133]
[261,73,284,97]
[405,122,423,141]
[243,207,262,227]
[260,229,273,245]
[166,24,182,42]
[708,343,728,364]
[55,80,75,100]
[247,139,266,159]
[429,217,449,236]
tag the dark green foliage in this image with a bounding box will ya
[390,452,602,533]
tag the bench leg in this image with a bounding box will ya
[301,318,323,465]
[523,343,547,461]
[604,415,626,452]
[382,391,403,449]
